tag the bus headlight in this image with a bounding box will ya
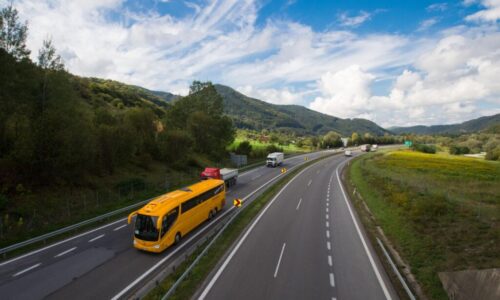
[153,245,160,249]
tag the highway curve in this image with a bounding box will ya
[196,152,399,300]
[0,151,330,300]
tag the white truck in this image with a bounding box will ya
[266,152,284,167]
[200,167,238,187]
[371,144,378,151]
[360,144,371,152]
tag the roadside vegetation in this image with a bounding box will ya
[348,149,500,299]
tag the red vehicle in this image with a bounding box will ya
[200,167,238,187]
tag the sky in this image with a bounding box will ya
[5,0,500,127]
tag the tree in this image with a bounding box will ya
[235,141,252,156]
[351,132,360,145]
[0,3,30,60]
[189,80,213,94]
[38,38,64,71]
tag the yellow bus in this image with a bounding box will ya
[127,179,225,253]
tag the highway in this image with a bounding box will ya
[197,152,399,300]
[0,151,330,300]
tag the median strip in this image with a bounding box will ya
[143,152,340,300]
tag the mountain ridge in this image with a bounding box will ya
[389,113,500,135]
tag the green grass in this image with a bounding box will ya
[348,149,500,299]
[144,152,337,300]
[230,137,310,154]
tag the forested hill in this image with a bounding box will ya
[389,113,500,135]
[214,84,389,136]
[0,48,233,191]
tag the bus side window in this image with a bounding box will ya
[161,207,179,238]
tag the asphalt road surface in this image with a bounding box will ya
[197,152,399,300]
[0,150,332,300]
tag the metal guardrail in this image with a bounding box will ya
[0,150,321,258]
[0,197,153,257]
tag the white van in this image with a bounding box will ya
[266,152,284,167]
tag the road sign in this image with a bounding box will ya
[280,168,287,174]
[233,198,242,207]
[404,141,413,147]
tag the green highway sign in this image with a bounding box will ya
[404,141,413,147]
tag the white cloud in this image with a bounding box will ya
[466,0,500,22]
[338,11,372,27]
[418,18,438,31]
[7,0,500,127]
[237,85,303,105]
[427,3,448,12]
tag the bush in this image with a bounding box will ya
[485,146,500,161]
[266,144,283,153]
[412,144,436,154]
[449,145,470,155]
[235,141,252,156]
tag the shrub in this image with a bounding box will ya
[266,144,283,153]
[412,144,437,154]
[449,145,470,155]
[485,146,500,161]
[235,141,252,156]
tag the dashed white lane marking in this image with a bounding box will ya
[326,207,329,213]
[54,247,77,258]
[326,230,330,238]
[326,221,330,228]
[88,234,105,242]
[274,243,286,278]
[307,179,312,187]
[328,255,333,266]
[296,198,302,210]
[327,241,331,250]
[330,273,336,287]
[13,263,41,277]
[326,214,329,219]
[113,224,127,231]
[326,202,329,206]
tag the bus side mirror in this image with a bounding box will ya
[128,211,138,224]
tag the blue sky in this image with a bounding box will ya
[8,0,500,127]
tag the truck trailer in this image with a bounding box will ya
[200,167,238,187]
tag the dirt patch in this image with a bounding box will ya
[438,268,500,300]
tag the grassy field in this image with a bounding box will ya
[348,149,500,299]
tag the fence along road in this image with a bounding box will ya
[0,150,332,300]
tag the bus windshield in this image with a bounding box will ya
[134,214,159,241]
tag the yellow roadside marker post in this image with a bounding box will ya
[233,198,242,207]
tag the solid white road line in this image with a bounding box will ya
[0,217,126,267]
[328,255,332,266]
[329,273,335,287]
[88,234,105,242]
[327,241,331,250]
[113,224,127,231]
[54,247,77,258]
[273,243,286,278]
[13,263,41,277]
[296,198,302,210]
[198,162,320,300]
[336,163,393,300]
[111,165,312,300]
